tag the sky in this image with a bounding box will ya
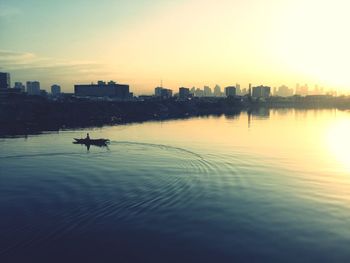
[0,0,349,94]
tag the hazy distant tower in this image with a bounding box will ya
[51,84,61,96]
[213,85,222,97]
[26,81,41,95]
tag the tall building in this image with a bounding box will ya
[26,81,41,95]
[195,88,204,97]
[179,87,190,99]
[225,86,236,97]
[74,81,131,99]
[236,84,241,95]
[252,85,271,98]
[51,84,61,96]
[0,72,11,89]
[276,85,293,97]
[161,88,172,98]
[155,87,163,97]
[213,85,222,97]
[203,86,212,97]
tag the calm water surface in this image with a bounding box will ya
[1,109,350,262]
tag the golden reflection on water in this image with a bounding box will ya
[326,119,350,173]
[104,109,350,177]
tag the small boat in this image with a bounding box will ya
[73,138,110,145]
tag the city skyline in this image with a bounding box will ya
[1,0,349,94]
[3,74,340,97]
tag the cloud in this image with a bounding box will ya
[0,50,116,90]
[0,49,111,75]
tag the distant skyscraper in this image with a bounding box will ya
[0,72,11,89]
[225,86,236,97]
[203,86,212,97]
[235,84,241,95]
[276,85,293,97]
[213,85,222,97]
[248,83,252,97]
[51,84,61,96]
[195,88,204,97]
[190,87,196,94]
[26,81,41,95]
[252,86,271,98]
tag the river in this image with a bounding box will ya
[1,109,350,262]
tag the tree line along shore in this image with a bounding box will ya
[0,95,349,136]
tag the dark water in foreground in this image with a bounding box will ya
[1,109,350,262]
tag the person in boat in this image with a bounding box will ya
[86,133,90,141]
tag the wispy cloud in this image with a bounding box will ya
[0,50,115,89]
[0,50,98,72]
[0,50,113,74]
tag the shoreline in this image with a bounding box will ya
[1,95,349,137]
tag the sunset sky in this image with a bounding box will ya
[0,0,349,94]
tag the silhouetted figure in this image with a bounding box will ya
[86,133,90,140]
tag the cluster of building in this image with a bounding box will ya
[153,84,271,100]
[0,72,132,101]
[0,72,62,98]
[1,71,340,101]
[152,82,339,100]
[74,81,132,100]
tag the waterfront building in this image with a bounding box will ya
[74,81,131,99]
[155,87,172,99]
[160,88,172,99]
[51,84,61,96]
[252,85,271,98]
[225,86,236,97]
[0,72,11,89]
[276,85,294,97]
[155,87,163,97]
[179,87,190,99]
[14,82,25,92]
[26,81,41,95]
